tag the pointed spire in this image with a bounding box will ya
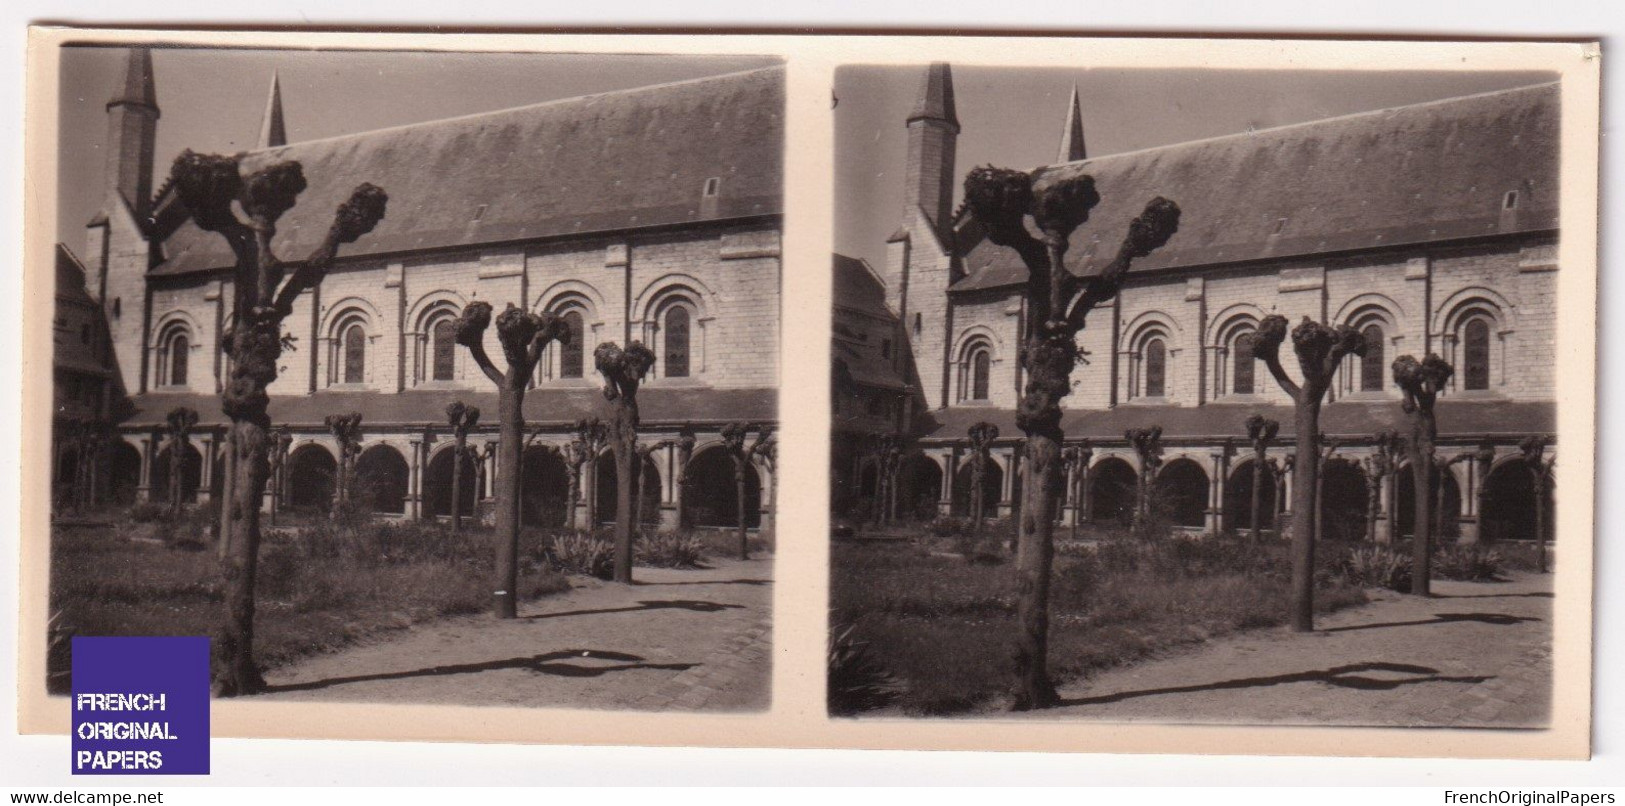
[1057,84,1087,162]
[108,47,158,115]
[907,62,960,133]
[257,71,287,148]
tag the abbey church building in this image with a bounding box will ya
[59,48,783,532]
[838,63,1559,546]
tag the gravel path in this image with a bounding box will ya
[1003,571,1552,727]
[256,557,773,712]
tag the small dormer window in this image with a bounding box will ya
[1504,191,1519,210]
[472,203,488,221]
[881,339,892,359]
[913,313,922,335]
[702,177,720,197]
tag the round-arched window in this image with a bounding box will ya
[342,322,366,384]
[431,318,457,382]
[1463,317,1491,391]
[664,305,691,378]
[560,310,585,379]
[1143,337,1167,398]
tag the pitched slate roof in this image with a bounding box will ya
[153,66,784,276]
[118,387,777,430]
[832,253,892,317]
[954,82,1560,292]
[918,399,1554,444]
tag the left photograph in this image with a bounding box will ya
[48,45,782,710]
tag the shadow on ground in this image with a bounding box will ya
[1321,612,1541,634]
[522,599,745,621]
[264,649,698,694]
[1059,661,1494,707]
[633,578,773,587]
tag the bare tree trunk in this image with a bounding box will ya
[1394,354,1451,597]
[493,391,523,616]
[1252,458,1264,544]
[451,444,464,533]
[1290,410,1319,631]
[609,409,637,582]
[1534,470,1547,573]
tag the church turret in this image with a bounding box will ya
[903,62,959,247]
[258,71,287,148]
[101,47,160,224]
[1057,84,1087,162]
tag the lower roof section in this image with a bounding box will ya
[919,399,1554,444]
[118,387,778,431]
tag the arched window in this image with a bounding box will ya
[1144,338,1167,398]
[664,305,691,378]
[156,324,191,388]
[1463,317,1491,391]
[431,318,457,381]
[560,310,585,379]
[971,348,990,400]
[1360,324,1385,392]
[1232,332,1255,395]
[342,322,366,384]
[168,333,189,386]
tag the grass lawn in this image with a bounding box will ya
[829,526,1371,715]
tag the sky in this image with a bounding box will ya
[56,46,781,247]
[834,65,1557,273]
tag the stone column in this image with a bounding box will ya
[1061,457,1080,527]
[136,435,154,502]
[1206,451,1227,534]
[197,434,216,504]
[1452,460,1480,545]
[939,450,955,517]
[407,438,422,520]
[998,448,1018,519]
[659,442,681,533]
[1376,469,1394,544]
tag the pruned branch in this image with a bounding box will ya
[593,341,657,401]
[1252,314,1301,401]
[453,301,505,385]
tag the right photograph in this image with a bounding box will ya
[829,63,1564,722]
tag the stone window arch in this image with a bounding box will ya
[653,294,700,379]
[155,320,193,389]
[1339,304,1399,395]
[1127,325,1172,400]
[1435,288,1515,395]
[1211,314,1261,399]
[326,309,371,387]
[955,336,995,403]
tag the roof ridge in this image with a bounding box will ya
[1044,79,1559,170]
[243,64,783,156]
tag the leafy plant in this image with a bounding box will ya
[1433,545,1504,582]
[549,534,615,579]
[828,623,905,716]
[1335,545,1412,591]
[636,532,706,568]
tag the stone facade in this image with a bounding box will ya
[67,50,782,533]
[854,63,1559,545]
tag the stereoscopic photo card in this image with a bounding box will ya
[18,29,1600,760]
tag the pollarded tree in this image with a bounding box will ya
[164,406,199,518]
[963,165,1180,709]
[1061,443,1090,541]
[1392,353,1452,596]
[1125,426,1163,529]
[630,440,671,533]
[966,421,999,539]
[720,423,774,561]
[573,418,610,530]
[595,342,657,584]
[324,412,363,520]
[672,425,697,529]
[1518,436,1556,572]
[453,302,570,618]
[872,433,905,526]
[444,402,481,534]
[260,428,292,534]
[1244,415,1280,544]
[1314,439,1342,547]
[169,149,386,695]
[1363,430,1400,544]
[1252,315,1367,632]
